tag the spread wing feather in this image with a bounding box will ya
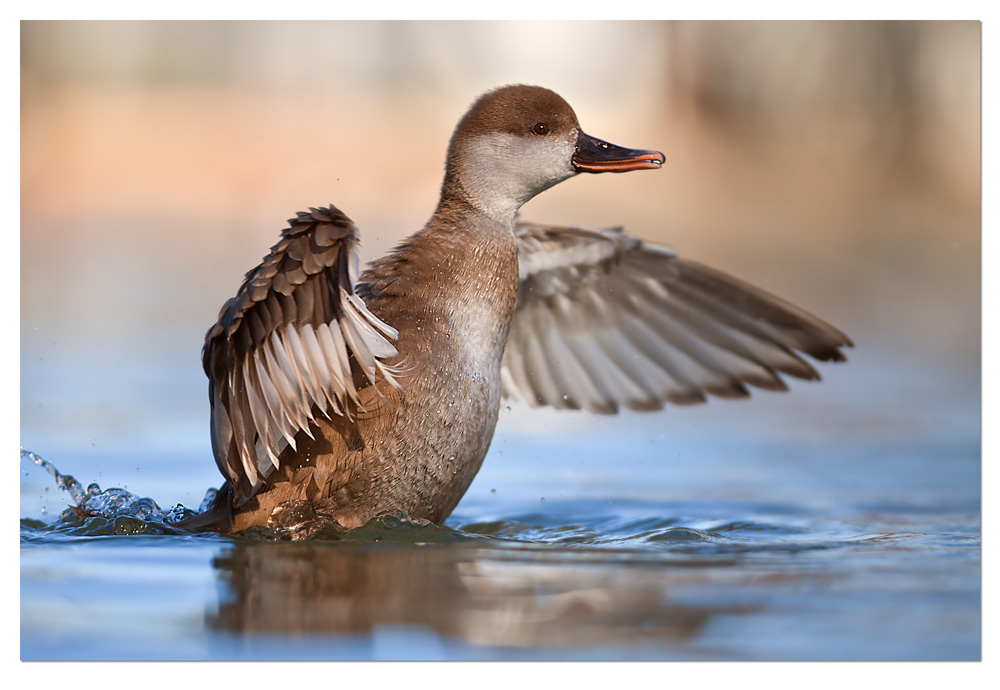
[203,205,403,506]
[505,221,852,414]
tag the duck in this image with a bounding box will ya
[189,84,852,533]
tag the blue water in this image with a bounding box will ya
[20,345,980,660]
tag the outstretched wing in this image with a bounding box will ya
[504,221,852,414]
[203,205,403,506]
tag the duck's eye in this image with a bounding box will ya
[532,122,549,136]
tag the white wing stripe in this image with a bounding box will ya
[266,331,314,433]
[298,324,343,415]
[254,349,299,451]
[242,362,281,470]
[284,324,327,419]
[320,321,362,407]
[273,333,322,436]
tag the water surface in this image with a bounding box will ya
[20,349,980,661]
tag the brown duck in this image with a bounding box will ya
[192,85,851,533]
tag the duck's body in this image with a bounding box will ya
[195,85,851,533]
[225,210,520,531]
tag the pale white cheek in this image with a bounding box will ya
[459,133,577,223]
[532,138,576,189]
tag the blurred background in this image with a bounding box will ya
[20,21,979,511]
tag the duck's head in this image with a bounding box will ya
[441,84,664,224]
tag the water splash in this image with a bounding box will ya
[78,486,164,521]
[21,447,88,506]
[20,447,213,536]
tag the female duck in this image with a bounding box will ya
[196,85,851,533]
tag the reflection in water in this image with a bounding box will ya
[208,539,758,649]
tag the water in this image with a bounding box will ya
[20,346,980,660]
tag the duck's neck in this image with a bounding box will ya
[430,188,517,240]
[436,155,528,228]
[362,193,520,328]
